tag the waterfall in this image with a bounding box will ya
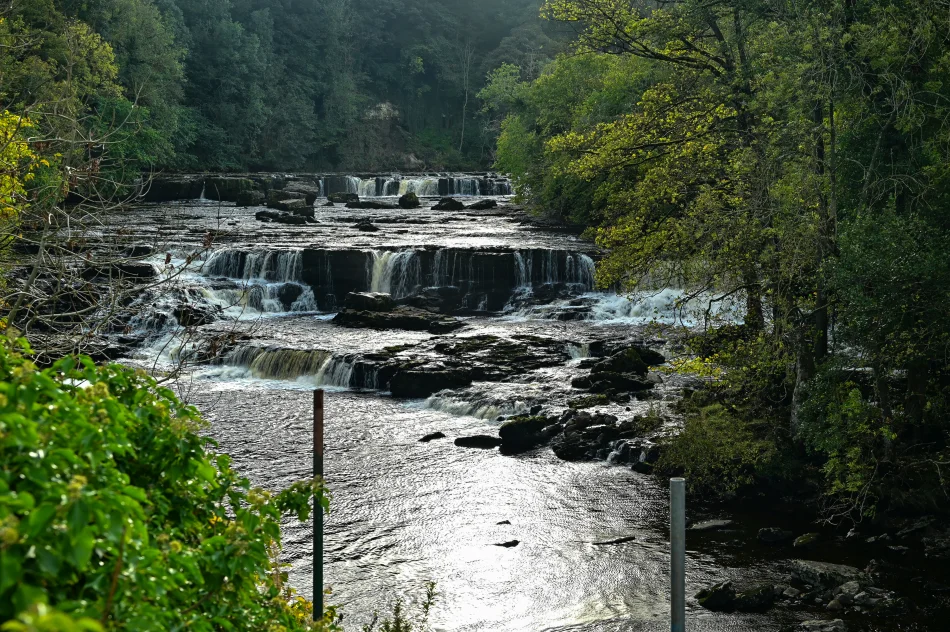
[397,178,440,197]
[224,347,362,387]
[204,250,303,283]
[423,393,530,420]
[199,181,207,200]
[567,343,591,359]
[370,250,422,298]
[513,252,533,289]
[358,178,378,197]
[346,176,361,194]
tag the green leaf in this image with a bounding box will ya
[69,528,96,569]
[25,503,57,538]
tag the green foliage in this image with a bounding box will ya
[657,404,779,499]
[798,369,889,518]
[0,330,334,631]
[483,53,657,224]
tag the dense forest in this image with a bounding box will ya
[2,0,563,172]
[485,0,950,520]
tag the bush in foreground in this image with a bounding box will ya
[0,330,335,631]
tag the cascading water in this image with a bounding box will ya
[513,252,533,289]
[204,249,304,283]
[370,250,422,298]
[398,179,440,196]
[221,347,363,388]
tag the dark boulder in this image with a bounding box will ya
[141,176,204,202]
[274,214,309,226]
[454,435,502,449]
[433,197,465,211]
[587,372,654,393]
[759,527,794,544]
[696,581,737,611]
[236,190,266,207]
[399,192,421,209]
[499,416,551,453]
[334,306,464,334]
[256,210,281,222]
[344,292,395,312]
[466,199,498,210]
[353,221,380,232]
[790,560,867,589]
[271,198,313,215]
[82,262,157,282]
[174,303,222,327]
[734,585,777,613]
[419,432,447,443]
[267,190,307,207]
[204,177,254,202]
[390,368,473,398]
[276,283,304,310]
[328,192,359,203]
[493,540,520,547]
[592,347,654,376]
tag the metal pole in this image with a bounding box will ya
[314,390,325,622]
[671,478,686,632]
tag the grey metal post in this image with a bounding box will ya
[314,390,325,622]
[671,477,686,632]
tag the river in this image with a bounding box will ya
[113,174,939,632]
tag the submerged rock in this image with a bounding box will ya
[346,200,397,210]
[454,435,502,449]
[419,432,447,443]
[689,519,734,532]
[493,540,520,548]
[798,621,847,632]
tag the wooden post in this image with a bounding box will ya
[314,389,324,622]
[671,478,686,632]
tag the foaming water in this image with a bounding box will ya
[508,290,744,326]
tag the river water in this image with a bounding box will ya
[113,177,937,632]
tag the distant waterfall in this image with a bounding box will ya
[398,178,440,196]
[320,173,511,197]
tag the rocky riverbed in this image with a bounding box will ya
[82,173,950,631]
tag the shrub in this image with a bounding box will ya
[656,404,778,498]
[0,330,335,632]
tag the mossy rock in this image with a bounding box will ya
[568,394,610,409]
